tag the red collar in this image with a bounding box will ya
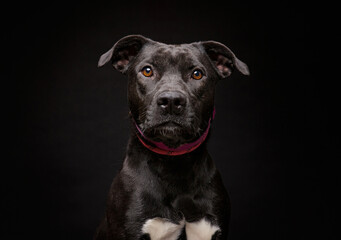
[133,109,215,156]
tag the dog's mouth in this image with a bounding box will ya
[142,121,197,148]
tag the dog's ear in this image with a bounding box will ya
[201,41,250,78]
[98,35,149,73]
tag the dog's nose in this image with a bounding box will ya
[157,91,187,115]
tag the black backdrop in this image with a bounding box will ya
[6,1,338,240]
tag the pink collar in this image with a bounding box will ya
[133,108,215,156]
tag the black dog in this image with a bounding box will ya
[95,35,249,240]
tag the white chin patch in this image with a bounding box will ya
[141,218,220,240]
[185,219,220,240]
[142,217,185,240]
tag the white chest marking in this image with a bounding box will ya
[142,217,185,240]
[185,219,220,240]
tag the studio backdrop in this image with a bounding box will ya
[6,1,336,240]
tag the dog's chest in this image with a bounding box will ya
[142,217,220,240]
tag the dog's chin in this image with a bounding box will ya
[143,122,196,148]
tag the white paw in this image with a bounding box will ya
[142,217,185,240]
[185,219,220,240]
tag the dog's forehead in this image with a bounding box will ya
[153,42,200,54]
[140,42,203,65]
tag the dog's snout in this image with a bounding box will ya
[157,91,187,115]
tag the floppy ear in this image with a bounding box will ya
[201,41,250,78]
[98,35,150,73]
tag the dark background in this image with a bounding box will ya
[5,1,339,240]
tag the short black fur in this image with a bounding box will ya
[95,35,249,240]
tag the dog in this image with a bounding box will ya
[94,35,249,240]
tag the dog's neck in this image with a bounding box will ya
[124,133,215,181]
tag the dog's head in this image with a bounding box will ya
[99,35,249,148]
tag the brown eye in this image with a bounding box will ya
[192,69,203,80]
[142,66,153,77]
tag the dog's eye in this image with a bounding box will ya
[192,69,203,80]
[141,66,153,77]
